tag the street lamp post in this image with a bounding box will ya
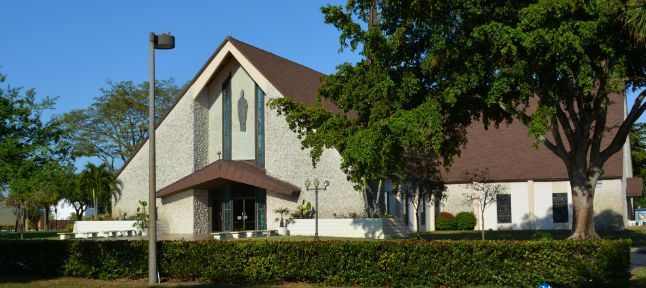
[148,31,174,285]
[304,178,329,240]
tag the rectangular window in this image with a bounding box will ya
[496,194,512,223]
[255,85,265,167]
[222,76,232,160]
[552,193,568,223]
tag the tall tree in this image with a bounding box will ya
[275,0,645,239]
[79,162,116,217]
[269,1,473,217]
[0,72,67,235]
[457,1,646,239]
[59,79,181,171]
[631,122,646,208]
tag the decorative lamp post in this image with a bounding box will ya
[148,31,175,285]
[304,178,329,240]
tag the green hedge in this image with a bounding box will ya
[0,239,631,288]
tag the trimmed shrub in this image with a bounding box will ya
[0,239,631,288]
[435,212,456,230]
[454,212,477,230]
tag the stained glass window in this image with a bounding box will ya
[496,194,512,223]
[255,85,265,167]
[222,77,232,160]
[552,193,568,223]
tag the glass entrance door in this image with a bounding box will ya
[233,197,256,231]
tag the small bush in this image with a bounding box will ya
[454,212,477,230]
[435,212,456,230]
[0,239,631,288]
[532,231,553,240]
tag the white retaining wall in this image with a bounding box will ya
[288,218,386,239]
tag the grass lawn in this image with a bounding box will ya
[417,226,646,246]
[0,277,319,288]
[0,231,58,240]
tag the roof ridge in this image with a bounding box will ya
[227,36,326,77]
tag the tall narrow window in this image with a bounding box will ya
[496,194,512,223]
[255,85,265,167]
[222,76,232,160]
[552,193,568,223]
[255,188,266,230]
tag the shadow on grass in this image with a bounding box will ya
[0,231,59,240]
[416,228,646,246]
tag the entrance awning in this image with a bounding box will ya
[156,160,300,198]
[627,177,644,198]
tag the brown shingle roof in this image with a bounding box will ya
[157,160,300,198]
[118,37,626,186]
[627,177,644,197]
[441,94,625,183]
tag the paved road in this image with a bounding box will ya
[632,248,646,271]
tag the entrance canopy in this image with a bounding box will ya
[156,160,300,198]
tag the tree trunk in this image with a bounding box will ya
[481,207,485,241]
[568,182,600,240]
[44,206,49,231]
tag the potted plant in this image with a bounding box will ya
[132,200,148,236]
[274,207,290,235]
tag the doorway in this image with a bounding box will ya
[233,197,256,231]
[210,183,266,232]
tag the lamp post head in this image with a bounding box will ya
[313,178,320,188]
[152,32,175,50]
[305,179,311,189]
[323,180,330,189]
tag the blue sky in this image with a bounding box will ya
[0,1,359,120]
[1,1,643,169]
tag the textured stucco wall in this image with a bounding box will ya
[263,83,365,230]
[159,190,194,234]
[593,179,625,229]
[113,87,196,218]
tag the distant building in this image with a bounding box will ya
[0,200,17,228]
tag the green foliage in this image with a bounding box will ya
[0,239,631,288]
[79,162,116,215]
[131,201,148,230]
[0,72,71,234]
[274,207,290,227]
[59,79,181,171]
[292,200,314,219]
[455,212,477,230]
[533,231,554,241]
[435,212,456,231]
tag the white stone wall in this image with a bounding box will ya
[113,87,196,218]
[426,178,625,231]
[264,83,365,231]
[159,190,195,234]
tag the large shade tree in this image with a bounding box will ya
[59,79,181,171]
[461,0,646,239]
[273,0,645,239]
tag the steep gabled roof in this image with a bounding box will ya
[116,36,329,177]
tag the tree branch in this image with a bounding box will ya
[555,105,575,149]
[600,90,646,162]
[498,102,531,126]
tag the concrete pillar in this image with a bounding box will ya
[528,180,535,229]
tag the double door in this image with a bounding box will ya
[233,197,256,231]
[211,184,266,232]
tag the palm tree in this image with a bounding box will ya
[79,162,116,219]
[623,0,646,44]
